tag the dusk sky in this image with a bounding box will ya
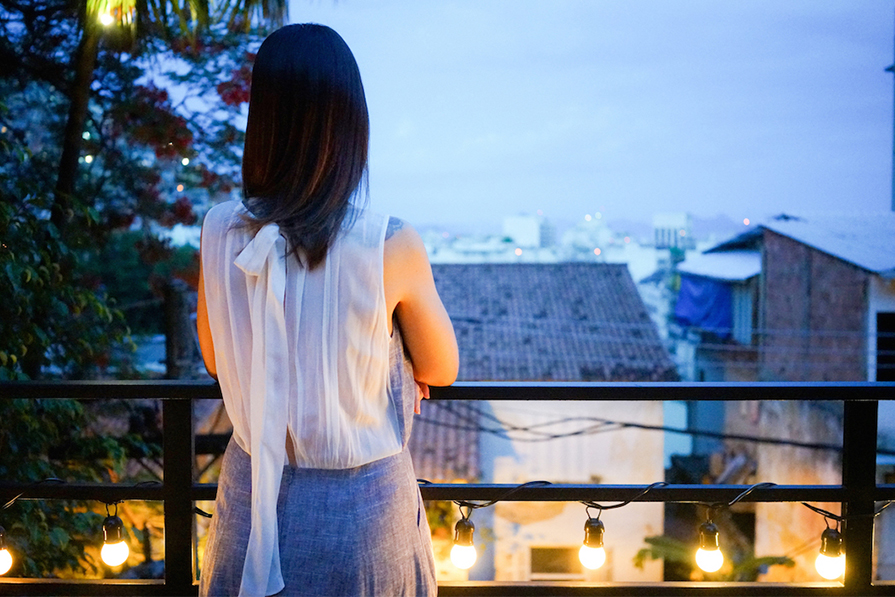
[288,1,894,234]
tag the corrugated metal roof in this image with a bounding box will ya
[678,251,761,282]
[759,213,895,276]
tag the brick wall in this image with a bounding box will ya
[759,230,867,381]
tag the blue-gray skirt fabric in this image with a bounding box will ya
[199,440,436,596]
[199,326,436,596]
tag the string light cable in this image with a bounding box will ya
[798,499,894,580]
[692,482,775,573]
[1,478,167,573]
[578,481,669,570]
[430,480,552,570]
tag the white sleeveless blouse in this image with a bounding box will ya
[200,200,402,596]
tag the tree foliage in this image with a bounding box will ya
[0,0,273,376]
[0,0,282,578]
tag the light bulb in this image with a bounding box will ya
[815,528,845,580]
[450,517,476,570]
[98,13,114,26]
[0,526,11,575]
[101,515,129,567]
[579,545,606,570]
[815,552,845,580]
[695,521,724,573]
[450,543,477,570]
[579,517,606,570]
[101,541,129,567]
[695,547,724,573]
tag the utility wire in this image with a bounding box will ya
[419,401,895,456]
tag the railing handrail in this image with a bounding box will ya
[0,381,892,596]
[1,379,894,400]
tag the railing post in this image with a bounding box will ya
[163,398,196,595]
[841,400,878,594]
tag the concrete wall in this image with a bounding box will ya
[724,400,843,581]
[482,401,665,582]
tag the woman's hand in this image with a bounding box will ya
[415,380,430,415]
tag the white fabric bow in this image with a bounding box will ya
[233,222,288,597]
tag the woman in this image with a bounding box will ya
[196,24,458,596]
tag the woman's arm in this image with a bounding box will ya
[196,239,218,380]
[384,218,459,387]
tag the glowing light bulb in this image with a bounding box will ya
[99,13,114,26]
[815,552,845,580]
[579,544,605,570]
[450,543,477,570]
[0,526,11,575]
[101,540,129,567]
[579,517,606,570]
[101,515,129,567]
[695,521,724,573]
[815,527,845,580]
[695,547,724,573]
[450,518,476,570]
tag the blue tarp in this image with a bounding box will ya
[675,275,732,337]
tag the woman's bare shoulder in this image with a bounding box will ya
[384,217,426,261]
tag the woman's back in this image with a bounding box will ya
[201,200,403,470]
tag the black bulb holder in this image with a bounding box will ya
[819,527,843,557]
[453,517,475,547]
[102,515,124,544]
[583,518,605,549]
[698,521,720,550]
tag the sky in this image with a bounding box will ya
[286,1,895,234]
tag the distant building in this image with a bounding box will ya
[503,214,556,248]
[672,212,895,581]
[653,212,695,251]
[675,213,895,382]
[409,263,677,582]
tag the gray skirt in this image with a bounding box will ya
[199,438,436,596]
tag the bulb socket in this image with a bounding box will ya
[102,515,124,544]
[453,518,475,547]
[698,521,720,550]
[0,526,6,550]
[583,518,605,548]
[819,527,843,558]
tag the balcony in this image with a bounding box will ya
[0,380,893,596]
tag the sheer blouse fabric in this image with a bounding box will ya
[200,201,402,596]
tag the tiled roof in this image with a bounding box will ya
[409,263,678,481]
[431,263,679,382]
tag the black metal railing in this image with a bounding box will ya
[0,381,893,596]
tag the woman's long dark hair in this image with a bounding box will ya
[242,24,369,268]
